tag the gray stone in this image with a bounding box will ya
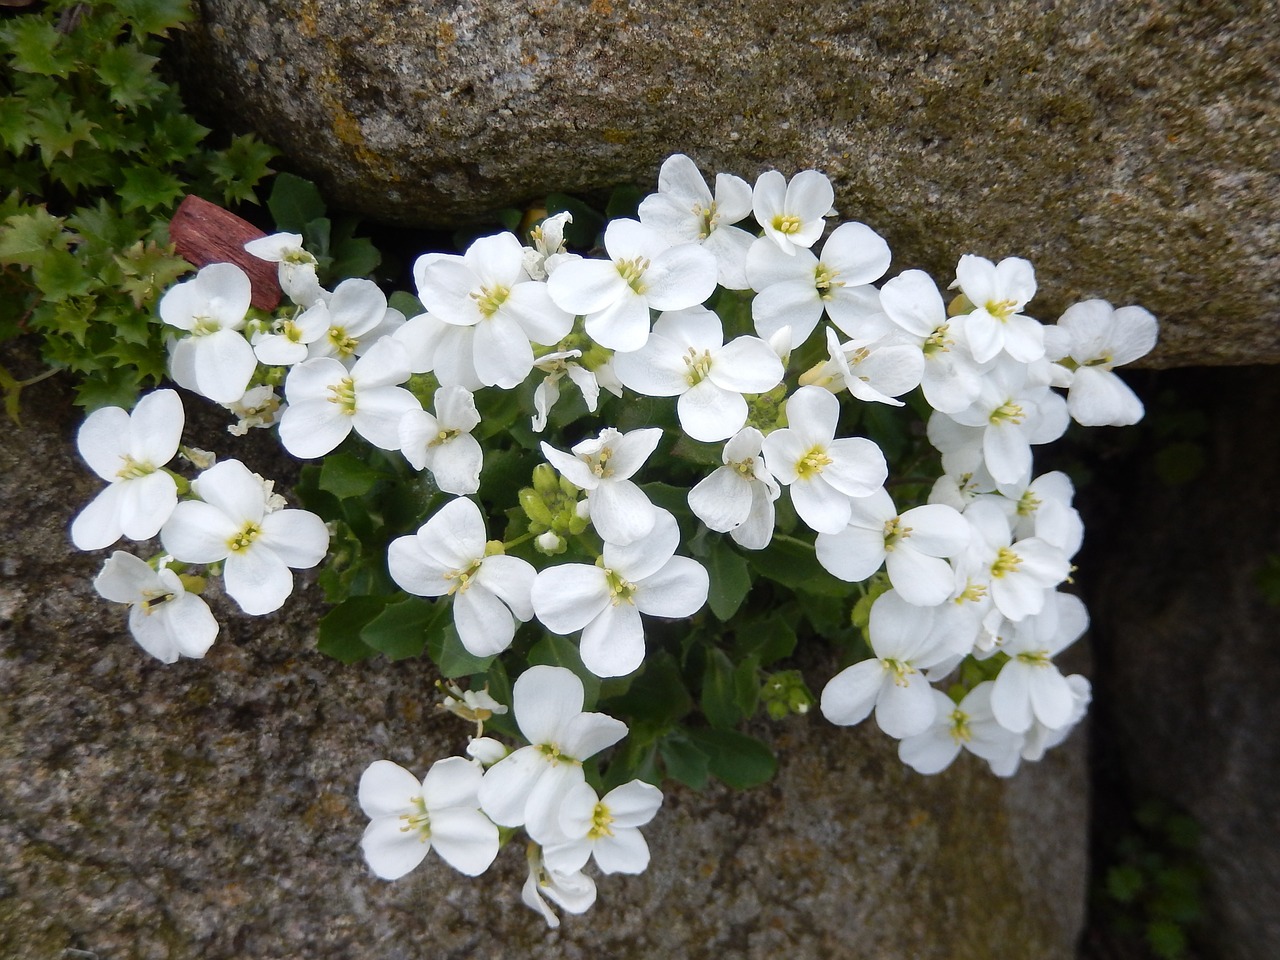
[0,374,1087,957]
[177,0,1279,367]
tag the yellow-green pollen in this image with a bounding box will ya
[682,347,714,386]
[989,399,1026,425]
[986,298,1018,322]
[883,658,917,686]
[1016,650,1052,667]
[587,447,614,479]
[948,707,973,744]
[327,326,359,358]
[604,567,638,605]
[772,213,802,236]
[228,522,262,553]
[991,546,1022,578]
[955,579,988,604]
[327,376,358,415]
[616,257,651,294]
[1016,490,1042,517]
[429,428,461,448]
[443,558,484,596]
[883,516,912,551]
[471,283,511,318]
[191,315,221,336]
[587,802,615,840]
[693,202,719,240]
[795,445,832,479]
[923,324,953,356]
[813,263,844,300]
[537,742,580,765]
[732,457,757,479]
[114,455,155,480]
[398,796,431,840]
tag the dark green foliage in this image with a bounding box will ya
[0,0,277,413]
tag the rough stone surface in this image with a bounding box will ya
[0,374,1088,958]
[177,0,1279,367]
[1083,366,1280,960]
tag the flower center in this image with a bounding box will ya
[795,445,832,479]
[813,263,844,300]
[694,201,719,240]
[989,399,1026,425]
[986,298,1018,322]
[682,347,714,386]
[138,586,176,613]
[991,546,1022,578]
[772,213,802,236]
[616,257,651,294]
[732,457,757,479]
[443,558,484,595]
[471,284,511,319]
[954,579,988,604]
[587,802,615,840]
[923,324,953,356]
[327,377,358,415]
[883,516,912,551]
[228,522,262,553]
[327,326,359,358]
[191,315,220,336]
[1016,649,1052,667]
[1016,490,1042,517]
[429,428,461,448]
[948,707,973,743]
[537,742,580,766]
[115,455,155,480]
[604,566,638,605]
[279,319,303,343]
[586,446,615,479]
[883,658,917,687]
[398,796,431,841]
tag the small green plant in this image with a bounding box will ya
[0,0,277,413]
[1098,799,1205,959]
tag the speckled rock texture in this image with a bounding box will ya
[1083,366,1280,960]
[0,374,1088,958]
[176,0,1279,367]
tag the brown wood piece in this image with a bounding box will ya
[168,195,283,311]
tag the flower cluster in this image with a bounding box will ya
[68,153,1157,926]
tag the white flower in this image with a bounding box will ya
[243,232,323,306]
[70,389,184,551]
[223,385,283,436]
[521,211,578,281]
[358,758,499,879]
[477,666,628,841]
[815,488,970,606]
[638,153,755,289]
[250,301,331,366]
[897,683,1023,776]
[279,337,420,459]
[543,779,663,875]
[1019,673,1091,764]
[751,168,834,256]
[990,591,1088,733]
[611,306,783,442]
[541,426,663,546]
[399,386,483,495]
[161,262,257,403]
[92,551,218,663]
[414,232,575,388]
[687,427,781,550]
[546,218,718,352]
[530,349,601,433]
[959,500,1070,622]
[813,327,924,407]
[531,508,709,677]
[160,459,329,615]
[981,471,1084,559]
[819,591,957,738]
[387,497,535,658]
[760,385,887,534]
[747,221,890,345]
[1045,299,1158,427]
[302,277,404,364]
[522,844,597,929]
[950,254,1045,364]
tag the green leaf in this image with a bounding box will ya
[600,651,691,725]
[33,249,97,301]
[527,634,600,709]
[1106,864,1145,904]
[360,595,448,660]
[701,537,751,621]
[658,732,710,790]
[115,0,194,36]
[389,290,425,318]
[1,18,73,77]
[94,44,164,109]
[701,647,741,729]
[0,97,34,152]
[732,611,797,664]
[269,172,327,232]
[605,183,643,220]
[734,654,761,719]
[0,209,67,268]
[427,622,496,678]
[317,596,385,663]
[204,133,277,205]
[688,728,777,789]
[318,452,385,499]
[748,535,850,595]
[328,231,381,281]
[28,102,98,165]
[119,166,185,213]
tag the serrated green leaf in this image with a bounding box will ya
[1,18,73,77]
[72,365,143,413]
[29,101,98,165]
[0,209,67,267]
[658,732,710,790]
[145,108,209,165]
[688,728,777,789]
[33,248,97,301]
[316,596,385,663]
[701,647,741,729]
[360,595,448,660]
[114,0,194,36]
[269,172,327,232]
[732,611,797,664]
[0,97,34,152]
[119,166,185,212]
[204,133,277,204]
[702,537,751,621]
[115,241,192,308]
[94,43,164,109]
[318,452,386,499]
[427,622,496,678]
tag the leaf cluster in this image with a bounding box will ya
[0,0,277,411]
